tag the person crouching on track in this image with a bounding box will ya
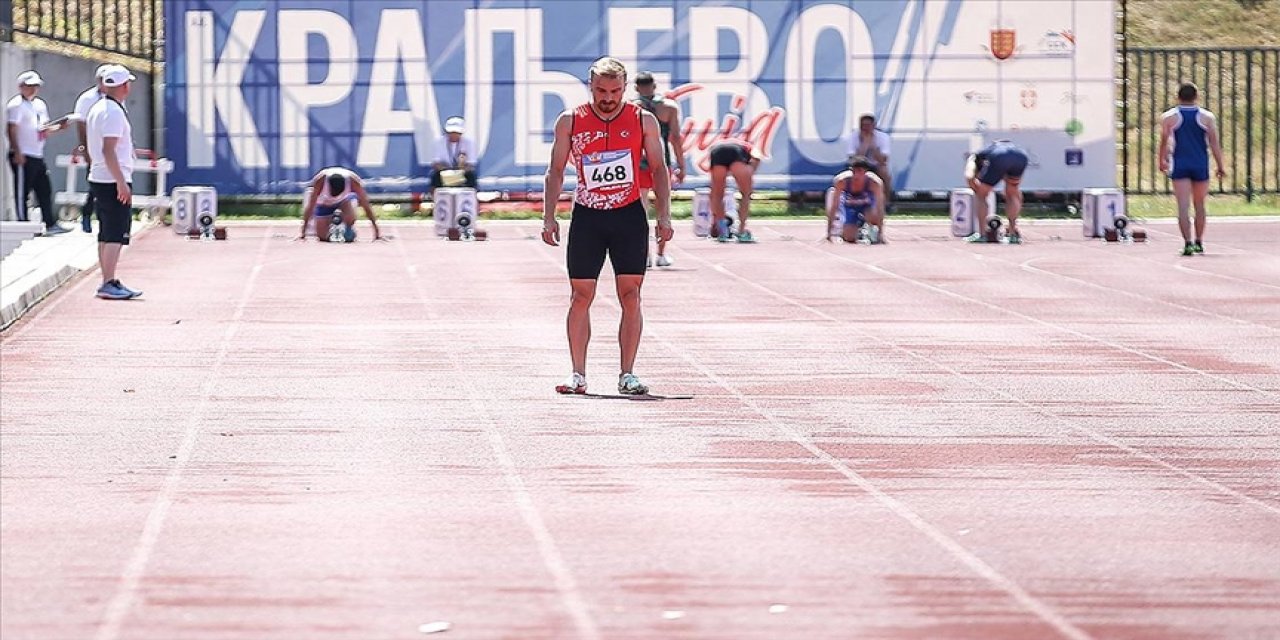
[706,139,761,243]
[964,140,1029,244]
[825,157,886,244]
[299,167,384,242]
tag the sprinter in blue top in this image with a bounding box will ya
[825,157,886,244]
[1158,83,1226,256]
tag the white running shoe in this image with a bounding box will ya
[556,372,587,395]
[655,254,673,267]
[617,372,649,395]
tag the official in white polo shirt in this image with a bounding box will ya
[429,116,478,196]
[6,70,71,234]
[85,65,142,300]
[73,64,111,233]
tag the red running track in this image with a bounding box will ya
[2,218,1278,639]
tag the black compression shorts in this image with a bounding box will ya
[566,199,649,279]
[708,142,752,169]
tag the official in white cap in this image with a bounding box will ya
[6,70,72,234]
[70,64,114,232]
[85,65,143,299]
[430,115,478,196]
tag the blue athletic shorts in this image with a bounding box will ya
[978,149,1029,186]
[840,204,868,227]
[315,193,357,218]
[1169,164,1210,182]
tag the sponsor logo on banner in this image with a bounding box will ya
[1065,148,1084,166]
[964,90,997,104]
[668,85,786,173]
[1060,90,1088,104]
[988,28,1018,61]
[1020,88,1038,109]
[1039,30,1076,56]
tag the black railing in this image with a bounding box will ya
[10,0,162,62]
[1122,46,1279,200]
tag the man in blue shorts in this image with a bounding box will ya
[825,157,886,244]
[298,167,383,242]
[1158,83,1226,256]
[964,140,1028,244]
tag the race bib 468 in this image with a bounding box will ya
[583,150,634,192]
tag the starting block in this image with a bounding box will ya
[950,188,997,237]
[434,187,483,239]
[171,186,217,235]
[692,189,736,238]
[1102,215,1146,243]
[1082,188,1126,238]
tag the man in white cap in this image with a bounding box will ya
[429,116,477,197]
[85,65,142,299]
[73,64,112,232]
[7,70,71,234]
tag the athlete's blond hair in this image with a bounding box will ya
[588,56,627,83]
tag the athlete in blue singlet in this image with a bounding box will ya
[825,157,886,244]
[1158,83,1226,256]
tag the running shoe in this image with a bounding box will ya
[1006,230,1022,245]
[736,229,756,243]
[965,232,987,243]
[617,372,649,395]
[655,254,673,267]
[556,372,587,395]
[112,280,143,299]
[1193,241,1204,254]
[1181,243,1195,257]
[95,281,132,300]
[43,224,71,236]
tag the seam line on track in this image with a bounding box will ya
[525,225,1094,640]
[395,236,601,640]
[94,227,274,640]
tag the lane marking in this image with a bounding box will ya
[95,228,274,640]
[395,234,600,640]
[525,226,1094,640]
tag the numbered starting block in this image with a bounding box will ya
[1082,188,1127,238]
[185,212,227,241]
[950,188,997,237]
[984,217,1004,243]
[692,189,736,238]
[446,209,488,241]
[434,187,485,240]
[1102,215,1147,243]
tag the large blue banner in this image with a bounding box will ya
[165,0,1115,195]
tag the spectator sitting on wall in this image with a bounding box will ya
[430,116,478,197]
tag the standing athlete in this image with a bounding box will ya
[542,57,674,396]
[1158,83,1226,256]
[964,139,1029,244]
[632,71,685,267]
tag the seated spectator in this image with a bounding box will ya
[430,116,478,196]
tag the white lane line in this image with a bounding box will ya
[395,236,600,640]
[764,227,1277,399]
[899,228,1278,333]
[672,233,1280,518]
[95,228,274,640]
[524,226,1094,640]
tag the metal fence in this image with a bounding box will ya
[9,0,162,62]
[1122,46,1279,199]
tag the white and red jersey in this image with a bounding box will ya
[569,102,644,209]
[315,167,357,206]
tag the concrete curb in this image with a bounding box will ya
[0,221,154,331]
